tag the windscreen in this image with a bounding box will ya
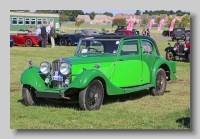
[76,39,120,54]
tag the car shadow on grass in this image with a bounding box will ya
[103,89,152,105]
[17,99,80,110]
[176,117,190,128]
[17,89,170,110]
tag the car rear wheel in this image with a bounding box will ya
[25,39,33,47]
[150,68,167,96]
[166,51,175,61]
[59,38,67,46]
[79,79,104,110]
[22,85,42,106]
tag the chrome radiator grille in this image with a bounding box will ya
[52,59,64,88]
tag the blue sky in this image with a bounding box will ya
[30,10,190,16]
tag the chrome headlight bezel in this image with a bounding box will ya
[40,61,52,74]
[60,63,71,75]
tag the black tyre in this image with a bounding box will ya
[59,38,67,46]
[25,39,33,47]
[79,79,104,110]
[188,54,190,62]
[150,68,167,96]
[22,85,41,106]
[166,51,175,61]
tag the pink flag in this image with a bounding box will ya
[169,19,176,31]
[158,19,165,31]
[127,17,135,31]
[148,19,155,30]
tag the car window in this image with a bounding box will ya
[141,41,153,54]
[121,40,138,55]
[121,32,126,35]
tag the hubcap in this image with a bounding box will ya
[87,84,100,108]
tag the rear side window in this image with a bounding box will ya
[141,41,153,54]
[121,40,138,55]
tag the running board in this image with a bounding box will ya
[123,83,154,94]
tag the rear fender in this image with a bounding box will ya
[151,58,177,85]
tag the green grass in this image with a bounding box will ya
[10,40,190,129]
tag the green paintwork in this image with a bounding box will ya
[20,37,177,97]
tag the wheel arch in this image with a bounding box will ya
[68,69,124,95]
[151,58,176,85]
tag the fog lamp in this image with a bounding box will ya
[65,79,70,85]
[45,78,50,83]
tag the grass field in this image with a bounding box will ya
[10,39,190,129]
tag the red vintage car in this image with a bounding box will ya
[115,29,136,36]
[10,30,42,47]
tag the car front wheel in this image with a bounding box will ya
[22,85,41,106]
[166,51,175,61]
[150,68,167,96]
[79,79,104,110]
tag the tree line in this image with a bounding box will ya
[10,10,189,22]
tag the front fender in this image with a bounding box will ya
[165,47,174,52]
[151,58,177,85]
[68,69,124,95]
[20,66,47,90]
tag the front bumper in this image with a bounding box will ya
[36,88,66,99]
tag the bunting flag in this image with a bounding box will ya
[169,19,176,31]
[158,19,165,31]
[148,19,155,30]
[127,17,136,31]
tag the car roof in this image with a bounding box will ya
[84,35,153,40]
[82,35,160,56]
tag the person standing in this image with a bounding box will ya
[41,24,47,48]
[46,23,51,45]
[147,29,150,37]
[142,28,146,36]
[35,25,41,35]
[50,24,56,48]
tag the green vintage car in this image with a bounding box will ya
[20,35,177,110]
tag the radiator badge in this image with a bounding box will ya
[51,71,63,81]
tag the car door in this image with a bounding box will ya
[110,39,143,88]
[140,40,158,84]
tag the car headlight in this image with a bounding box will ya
[40,61,51,74]
[173,48,176,51]
[60,63,71,75]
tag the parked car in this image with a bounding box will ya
[115,30,136,36]
[171,27,186,41]
[115,25,140,35]
[10,35,14,47]
[55,29,100,46]
[10,29,42,47]
[20,35,177,110]
[165,38,190,62]
[162,30,173,36]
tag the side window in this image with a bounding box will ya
[121,32,126,35]
[141,41,153,54]
[121,41,138,55]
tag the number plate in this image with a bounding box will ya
[51,71,63,81]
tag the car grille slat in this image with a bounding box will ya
[52,60,63,88]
